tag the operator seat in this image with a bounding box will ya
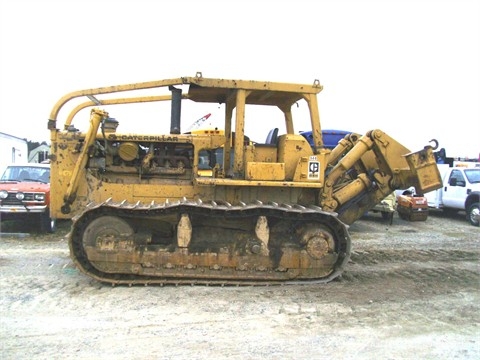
[265,128,279,145]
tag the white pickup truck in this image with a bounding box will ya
[424,163,480,226]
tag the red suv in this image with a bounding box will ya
[0,163,55,232]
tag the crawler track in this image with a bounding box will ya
[68,198,351,286]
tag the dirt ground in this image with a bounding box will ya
[0,209,478,360]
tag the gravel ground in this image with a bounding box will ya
[0,209,479,360]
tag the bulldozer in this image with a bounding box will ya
[47,72,442,285]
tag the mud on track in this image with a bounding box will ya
[0,210,479,360]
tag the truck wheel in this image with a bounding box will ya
[467,202,480,227]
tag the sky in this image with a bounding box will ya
[0,0,479,159]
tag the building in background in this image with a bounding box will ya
[0,132,28,172]
[28,144,50,163]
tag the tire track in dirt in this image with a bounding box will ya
[338,247,479,297]
[350,249,479,264]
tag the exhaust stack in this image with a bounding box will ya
[169,86,182,134]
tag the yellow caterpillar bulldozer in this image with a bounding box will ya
[47,72,442,285]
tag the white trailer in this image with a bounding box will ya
[0,132,28,172]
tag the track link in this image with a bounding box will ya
[69,198,351,286]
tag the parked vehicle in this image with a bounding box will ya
[396,189,429,221]
[300,129,351,149]
[0,163,55,232]
[424,163,480,226]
